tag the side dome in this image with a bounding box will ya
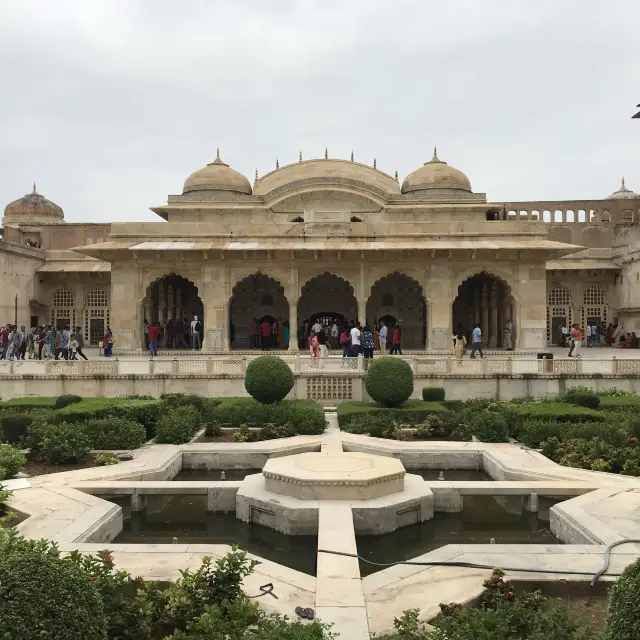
[401,148,472,194]
[607,177,640,200]
[183,149,252,195]
[3,184,64,225]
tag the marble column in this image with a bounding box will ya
[289,299,298,351]
[357,298,366,326]
[482,282,489,342]
[489,282,498,347]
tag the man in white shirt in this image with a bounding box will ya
[470,323,483,359]
[191,315,202,350]
[378,322,388,354]
[330,322,339,348]
[350,324,362,355]
[311,320,322,335]
[560,324,568,347]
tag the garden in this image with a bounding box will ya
[338,357,640,477]
[0,355,325,481]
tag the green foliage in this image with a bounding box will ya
[37,422,92,464]
[85,417,147,450]
[365,357,414,408]
[95,454,119,466]
[565,391,601,410]
[244,355,294,404]
[597,388,636,397]
[337,400,446,429]
[0,443,26,480]
[155,406,202,444]
[0,411,32,444]
[212,398,325,435]
[517,420,563,448]
[0,541,108,640]
[0,396,58,410]
[422,387,446,402]
[468,410,509,443]
[231,423,252,442]
[505,402,602,423]
[599,395,640,412]
[54,393,83,409]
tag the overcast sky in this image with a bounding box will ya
[0,0,638,223]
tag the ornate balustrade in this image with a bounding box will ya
[0,355,637,377]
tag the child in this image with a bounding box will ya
[69,335,78,360]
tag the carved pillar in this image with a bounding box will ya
[482,281,489,342]
[167,285,175,321]
[202,263,226,352]
[489,282,498,347]
[175,289,183,323]
[289,299,298,351]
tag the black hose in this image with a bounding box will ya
[318,539,640,585]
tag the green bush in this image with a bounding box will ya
[85,417,147,450]
[0,443,26,480]
[468,410,509,442]
[54,394,83,409]
[364,357,414,408]
[441,399,465,412]
[0,543,108,640]
[604,556,640,639]
[505,402,601,423]
[211,398,325,435]
[0,412,32,444]
[337,400,446,429]
[155,406,202,444]
[422,386,446,401]
[244,355,294,404]
[0,396,57,411]
[599,395,640,412]
[95,454,119,466]
[517,421,563,448]
[39,422,92,464]
[565,392,601,410]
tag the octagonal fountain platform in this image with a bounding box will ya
[236,451,434,535]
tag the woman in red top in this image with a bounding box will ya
[148,322,160,357]
[390,323,402,355]
[260,319,270,351]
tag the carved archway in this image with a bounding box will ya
[229,273,289,349]
[367,272,426,349]
[452,271,514,348]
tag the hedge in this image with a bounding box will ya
[599,395,640,412]
[244,355,294,404]
[422,386,446,402]
[504,402,602,423]
[337,400,447,429]
[0,397,58,411]
[211,398,325,435]
[155,406,202,444]
[85,417,147,450]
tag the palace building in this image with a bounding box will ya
[1,149,639,351]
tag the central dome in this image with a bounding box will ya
[3,184,64,225]
[253,158,400,198]
[607,177,640,200]
[183,150,252,195]
[402,148,472,194]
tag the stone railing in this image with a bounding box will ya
[0,355,637,377]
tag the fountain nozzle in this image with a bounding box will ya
[438,471,445,481]
[221,471,227,480]
[489,537,496,544]
[172,537,178,544]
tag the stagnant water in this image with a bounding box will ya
[416,469,490,481]
[356,496,561,576]
[109,495,317,576]
[173,469,262,481]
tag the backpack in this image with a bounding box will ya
[195,321,202,332]
[340,332,349,345]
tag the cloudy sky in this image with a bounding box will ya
[0,0,638,223]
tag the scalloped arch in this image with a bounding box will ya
[367,271,425,299]
[231,271,288,301]
[300,271,356,296]
[454,268,514,297]
[143,272,202,299]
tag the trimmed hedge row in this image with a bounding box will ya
[337,400,447,429]
[504,402,603,423]
[209,398,326,435]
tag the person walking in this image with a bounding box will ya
[453,331,466,359]
[148,321,159,357]
[69,334,78,360]
[283,321,290,349]
[45,326,56,359]
[18,326,28,360]
[10,325,24,360]
[362,324,374,363]
[259,318,270,351]
[503,320,513,351]
[0,325,8,360]
[470,323,484,359]
[568,324,582,358]
[103,327,114,357]
[37,326,46,359]
[190,315,202,350]
[350,323,362,356]
[58,325,71,360]
[390,322,402,355]
[27,328,35,359]
[74,327,88,360]
[560,324,568,348]
[378,321,388,355]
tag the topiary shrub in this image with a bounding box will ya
[422,386,445,402]
[0,443,26,480]
[85,417,147,450]
[605,556,640,640]
[0,412,32,444]
[244,355,294,404]
[155,405,202,444]
[566,392,600,410]
[39,422,92,464]
[364,357,414,408]
[54,394,83,409]
[0,543,108,640]
[468,410,509,443]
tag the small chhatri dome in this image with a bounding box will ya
[608,177,640,200]
[401,147,472,194]
[3,183,64,225]
[183,149,252,195]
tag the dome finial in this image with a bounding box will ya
[395,170,398,182]
[622,176,626,188]
[373,158,377,169]
[255,168,258,182]
[216,147,220,160]
[350,151,354,162]
[299,150,302,162]
[324,147,328,159]
[32,181,37,194]
[276,158,279,169]
[433,146,439,161]
[209,147,227,166]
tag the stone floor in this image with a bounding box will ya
[5,416,640,639]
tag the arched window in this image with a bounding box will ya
[583,286,606,305]
[546,286,572,344]
[84,288,110,346]
[581,286,607,330]
[51,288,75,330]
[548,286,571,306]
